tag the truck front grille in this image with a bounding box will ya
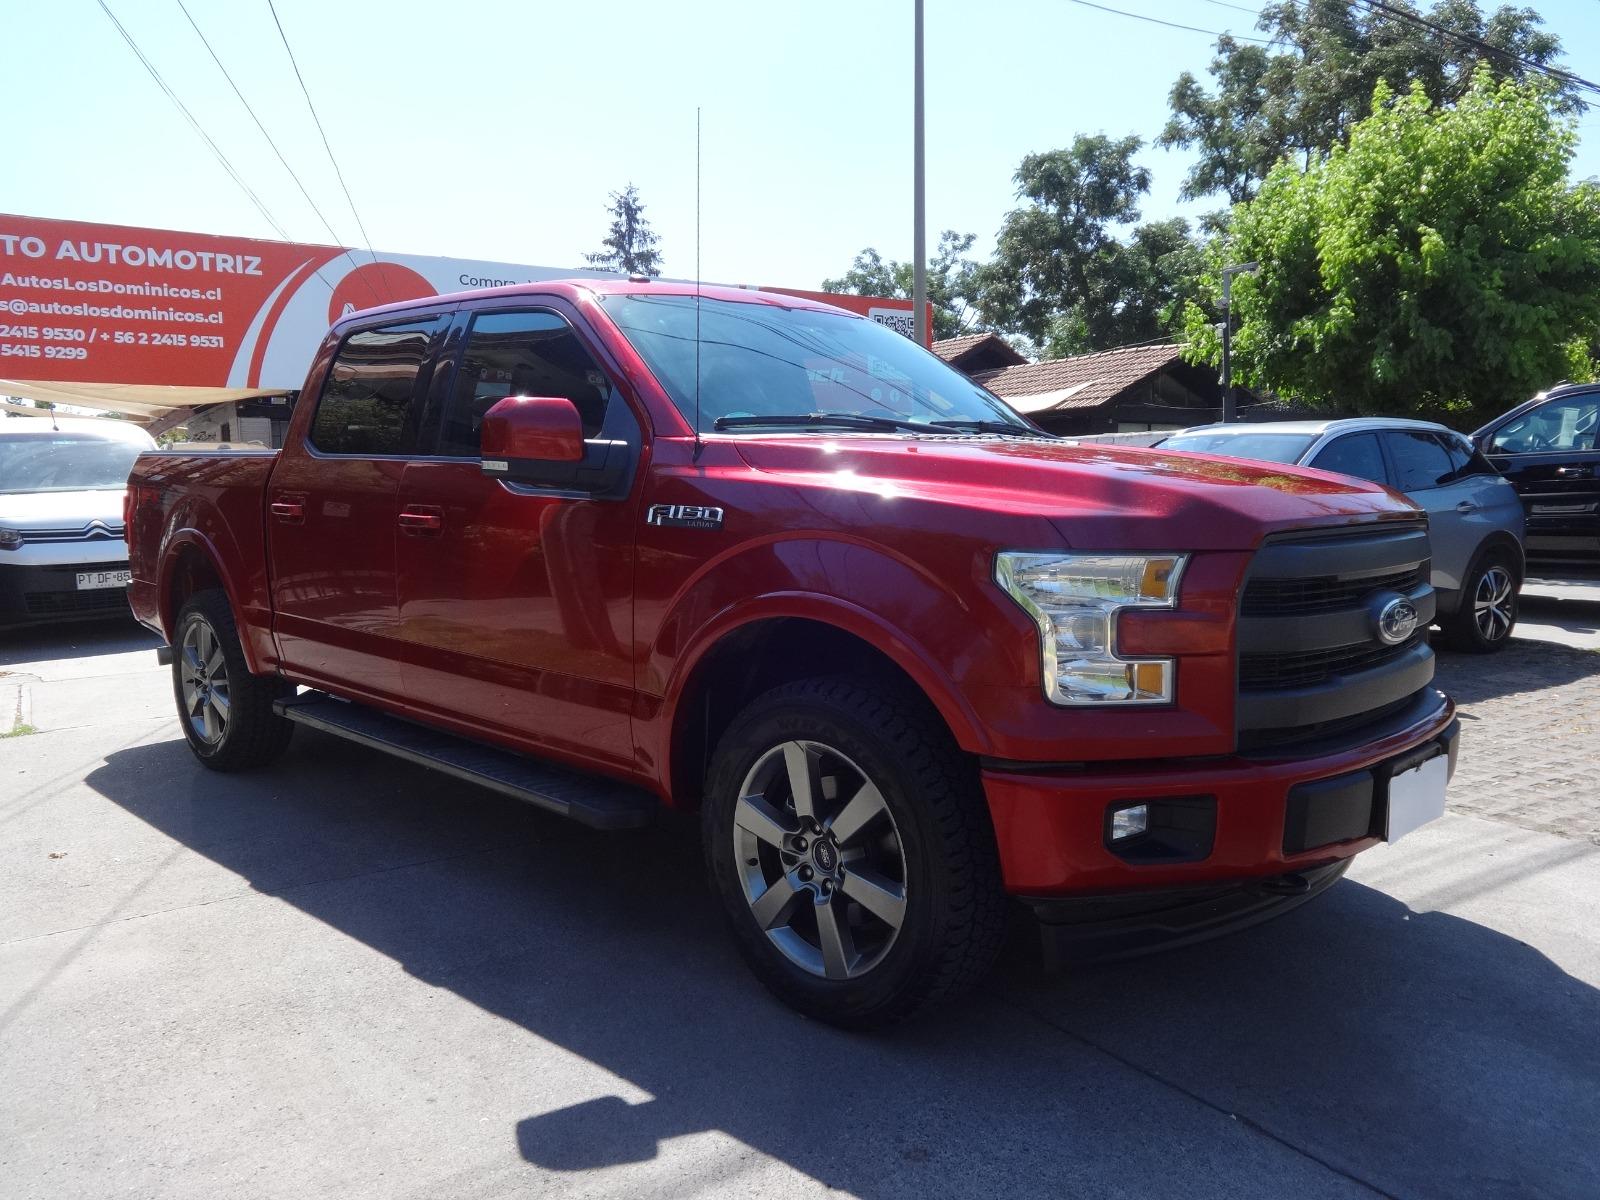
[1242,565,1424,617]
[1236,521,1435,750]
[1240,632,1424,690]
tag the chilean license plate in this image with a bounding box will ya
[75,569,131,590]
[1385,753,1449,842]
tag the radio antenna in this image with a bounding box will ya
[692,105,704,464]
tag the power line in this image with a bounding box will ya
[95,0,294,242]
[264,0,391,296]
[1353,1,1600,98]
[173,0,370,298]
[1065,0,1273,44]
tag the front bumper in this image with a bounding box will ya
[984,687,1458,895]
[0,560,134,626]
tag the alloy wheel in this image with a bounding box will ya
[732,740,908,980]
[179,617,231,744]
[1473,565,1515,643]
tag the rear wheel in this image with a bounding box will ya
[1441,554,1518,653]
[702,676,1007,1028]
[172,589,294,769]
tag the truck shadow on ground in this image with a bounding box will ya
[89,733,1600,1200]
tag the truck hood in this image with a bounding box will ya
[731,435,1421,551]
[0,488,127,530]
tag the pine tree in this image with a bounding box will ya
[584,183,663,276]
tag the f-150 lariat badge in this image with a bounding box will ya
[646,504,724,530]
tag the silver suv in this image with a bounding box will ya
[1158,418,1526,652]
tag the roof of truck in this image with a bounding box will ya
[335,278,848,330]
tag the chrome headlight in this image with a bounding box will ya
[0,528,23,551]
[994,552,1187,705]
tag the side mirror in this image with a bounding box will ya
[481,395,584,479]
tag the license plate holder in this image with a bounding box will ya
[1384,751,1448,842]
[75,569,131,591]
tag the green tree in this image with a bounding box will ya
[978,134,1206,354]
[1161,0,1580,203]
[1180,73,1600,427]
[585,183,663,276]
[822,230,981,339]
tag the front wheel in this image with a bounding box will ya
[1440,554,1519,653]
[172,589,295,770]
[702,676,1007,1028]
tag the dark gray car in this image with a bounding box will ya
[1158,418,1526,652]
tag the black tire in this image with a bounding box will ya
[172,589,294,770]
[702,676,1007,1028]
[1440,552,1519,653]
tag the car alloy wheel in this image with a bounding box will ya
[731,739,908,981]
[1473,564,1515,643]
[179,616,232,744]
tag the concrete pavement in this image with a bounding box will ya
[2,617,1598,1199]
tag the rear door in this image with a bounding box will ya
[267,314,448,703]
[1480,391,1600,575]
[392,304,644,770]
[1373,429,1477,595]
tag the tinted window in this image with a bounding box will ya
[433,311,612,456]
[1382,430,1456,492]
[1309,433,1386,484]
[1158,431,1316,464]
[1488,395,1600,454]
[310,319,442,455]
[1436,432,1496,479]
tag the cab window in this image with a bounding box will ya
[1309,433,1386,484]
[310,318,444,455]
[430,310,614,458]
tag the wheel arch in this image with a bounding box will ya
[662,604,990,810]
[158,533,262,673]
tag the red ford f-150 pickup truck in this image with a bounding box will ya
[127,280,1458,1027]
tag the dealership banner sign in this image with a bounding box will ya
[0,214,923,393]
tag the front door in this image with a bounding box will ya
[1481,391,1600,575]
[393,307,643,770]
[268,315,447,703]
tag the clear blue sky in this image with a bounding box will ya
[7,0,1599,289]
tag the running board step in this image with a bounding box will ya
[274,691,657,831]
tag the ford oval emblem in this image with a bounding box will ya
[1375,595,1420,645]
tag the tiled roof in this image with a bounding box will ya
[932,333,992,361]
[973,343,1184,414]
[932,332,1027,371]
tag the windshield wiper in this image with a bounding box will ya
[929,418,1054,438]
[712,412,950,435]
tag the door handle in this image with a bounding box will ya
[269,500,304,524]
[1555,466,1592,477]
[1454,501,1479,513]
[398,507,443,535]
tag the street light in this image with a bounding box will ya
[1219,260,1258,423]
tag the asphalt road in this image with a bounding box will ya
[2,615,1598,1200]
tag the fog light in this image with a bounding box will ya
[1110,803,1149,841]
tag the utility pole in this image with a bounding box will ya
[912,0,928,347]
[1219,260,1258,422]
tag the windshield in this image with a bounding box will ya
[1160,431,1317,465]
[599,294,1030,432]
[0,433,145,494]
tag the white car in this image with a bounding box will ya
[0,417,156,628]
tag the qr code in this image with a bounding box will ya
[868,307,917,340]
